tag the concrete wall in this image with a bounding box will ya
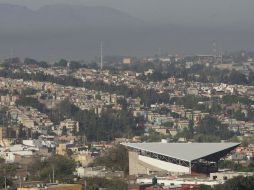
[129,151,165,175]
[210,172,254,181]
[18,184,82,190]
[129,151,189,176]
[139,155,189,174]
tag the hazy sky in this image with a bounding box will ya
[0,0,254,60]
[1,0,254,26]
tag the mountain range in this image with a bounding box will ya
[0,4,253,60]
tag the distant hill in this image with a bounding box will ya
[0,4,144,30]
[36,4,143,27]
[0,4,253,60]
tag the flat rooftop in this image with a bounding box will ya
[123,143,240,162]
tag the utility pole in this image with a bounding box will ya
[49,174,51,183]
[212,41,218,64]
[52,165,55,183]
[4,176,7,190]
[10,48,14,65]
[19,176,22,188]
[4,167,7,190]
[84,179,87,190]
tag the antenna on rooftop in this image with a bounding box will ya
[67,60,71,74]
[212,41,217,57]
[218,52,223,64]
[100,41,103,71]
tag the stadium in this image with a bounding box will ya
[123,143,240,175]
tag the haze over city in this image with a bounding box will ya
[0,0,254,60]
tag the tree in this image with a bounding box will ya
[0,163,18,176]
[0,107,8,127]
[171,95,209,110]
[222,95,253,105]
[236,163,254,172]
[0,89,9,96]
[193,134,220,142]
[93,144,129,174]
[29,155,76,183]
[24,58,38,65]
[198,185,212,190]
[16,97,46,113]
[62,126,67,136]
[196,116,234,141]
[117,98,128,109]
[85,178,127,190]
[24,58,48,68]
[218,160,242,171]
[21,87,38,96]
[198,116,221,135]
[50,100,141,141]
[162,121,174,128]
[175,127,194,140]
[233,110,247,121]
[0,158,4,164]
[228,70,249,85]
[54,59,68,67]
[69,61,82,70]
[50,99,79,124]
[214,176,254,190]
[141,129,164,142]
[209,102,222,114]
[0,177,13,189]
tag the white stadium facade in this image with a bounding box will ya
[123,143,240,176]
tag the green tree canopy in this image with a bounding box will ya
[16,97,45,112]
[50,100,143,141]
[93,144,129,174]
[196,116,234,141]
[0,177,13,189]
[85,178,127,190]
[29,155,76,183]
[54,59,68,67]
[24,58,48,68]
[215,176,254,190]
